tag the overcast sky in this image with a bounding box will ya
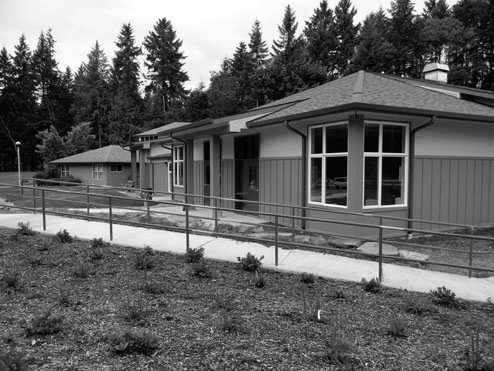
[0,0,455,90]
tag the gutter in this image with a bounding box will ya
[285,120,307,229]
[407,116,436,237]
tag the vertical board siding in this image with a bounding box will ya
[259,158,302,227]
[193,161,204,205]
[221,160,234,209]
[414,157,494,228]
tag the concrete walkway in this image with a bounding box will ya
[0,212,493,303]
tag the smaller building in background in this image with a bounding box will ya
[51,145,132,186]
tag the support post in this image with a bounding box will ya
[86,185,90,216]
[378,217,383,282]
[469,226,474,278]
[42,189,46,231]
[109,197,113,241]
[185,204,190,250]
[275,215,279,266]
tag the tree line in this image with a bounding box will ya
[1,0,493,173]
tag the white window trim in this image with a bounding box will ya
[61,164,70,177]
[362,121,409,209]
[173,145,184,187]
[308,121,348,209]
[110,164,123,172]
[92,163,103,180]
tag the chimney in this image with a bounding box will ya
[423,63,449,83]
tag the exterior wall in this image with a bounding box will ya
[259,158,303,227]
[193,161,205,204]
[63,164,131,186]
[221,160,235,209]
[412,157,494,229]
[152,162,169,193]
[259,124,302,158]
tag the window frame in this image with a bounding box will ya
[110,164,123,172]
[92,163,103,180]
[308,121,349,208]
[362,121,409,209]
[173,145,184,187]
[61,164,70,178]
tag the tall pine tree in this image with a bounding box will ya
[248,19,268,68]
[334,0,360,77]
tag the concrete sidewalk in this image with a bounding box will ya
[0,212,493,303]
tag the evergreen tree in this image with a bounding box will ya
[349,9,395,74]
[304,0,337,76]
[271,5,304,65]
[35,124,65,176]
[207,59,240,118]
[334,0,360,77]
[231,41,256,109]
[423,0,450,19]
[108,23,143,145]
[0,47,12,92]
[72,41,110,147]
[248,19,268,68]
[143,17,189,119]
[64,121,96,155]
[184,83,209,122]
[388,0,421,77]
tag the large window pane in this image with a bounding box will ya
[310,158,322,202]
[382,125,405,153]
[311,127,323,154]
[364,124,379,152]
[381,157,405,205]
[325,157,347,206]
[325,124,347,153]
[364,157,378,206]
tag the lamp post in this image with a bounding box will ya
[15,141,21,186]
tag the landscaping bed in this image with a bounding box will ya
[1,225,494,370]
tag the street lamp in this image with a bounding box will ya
[15,141,21,186]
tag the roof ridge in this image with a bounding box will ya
[351,70,365,103]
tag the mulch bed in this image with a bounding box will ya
[1,226,494,370]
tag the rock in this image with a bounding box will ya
[217,223,233,233]
[398,250,429,262]
[235,225,253,234]
[310,235,328,246]
[328,237,361,249]
[357,242,399,256]
[294,235,312,244]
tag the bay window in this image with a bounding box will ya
[309,122,348,207]
[364,122,408,207]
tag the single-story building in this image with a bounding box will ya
[132,64,494,236]
[51,145,132,186]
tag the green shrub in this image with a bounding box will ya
[90,238,108,260]
[91,238,109,249]
[25,310,63,336]
[135,246,155,270]
[55,229,73,243]
[362,277,382,293]
[191,260,213,278]
[213,292,236,312]
[107,330,159,355]
[142,280,167,295]
[237,252,264,272]
[184,246,204,263]
[0,348,29,371]
[74,261,91,279]
[59,289,71,307]
[2,270,20,289]
[300,272,316,284]
[123,301,147,324]
[430,286,460,307]
[16,222,35,236]
[253,270,267,288]
[403,292,434,315]
[321,336,353,366]
[220,311,245,335]
[387,316,407,338]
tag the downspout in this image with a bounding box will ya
[408,115,436,237]
[285,120,307,229]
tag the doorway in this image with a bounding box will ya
[234,135,259,212]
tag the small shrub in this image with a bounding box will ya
[2,271,20,289]
[403,292,434,315]
[387,317,407,338]
[430,286,460,307]
[91,238,109,249]
[191,260,213,278]
[184,246,204,263]
[107,330,159,355]
[213,292,236,312]
[135,246,155,270]
[55,229,73,243]
[90,238,108,260]
[16,222,35,236]
[237,252,264,272]
[220,311,245,335]
[253,270,267,288]
[362,277,382,293]
[123,301,147,324]
[35,237,51,252]
[59,289,71,307]
[321,336,353,366]
[24,310,63,336]
[142,280,167,295]
[300,272,316,284]
[74,261,91,279]
[0,348,29,371]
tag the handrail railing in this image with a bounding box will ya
[2,181,494,281]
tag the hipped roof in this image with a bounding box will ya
[51,145,131,164]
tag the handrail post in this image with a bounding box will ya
[32,183,36,214]
[21,179,24,196]
[378,217,383,282]
[109,197,113,241]
[147,201,151,223]
[291,207,295,242]
[214,197,218,232]
[469,226,474,278]
[185,204,190,249]
[42,189,46,231]
[275,215,279,266]
[86,185,90,216]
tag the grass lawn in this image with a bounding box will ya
[1,225,494,370]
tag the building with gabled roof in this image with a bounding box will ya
[132,66,494,236]
[51,145,132,186]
